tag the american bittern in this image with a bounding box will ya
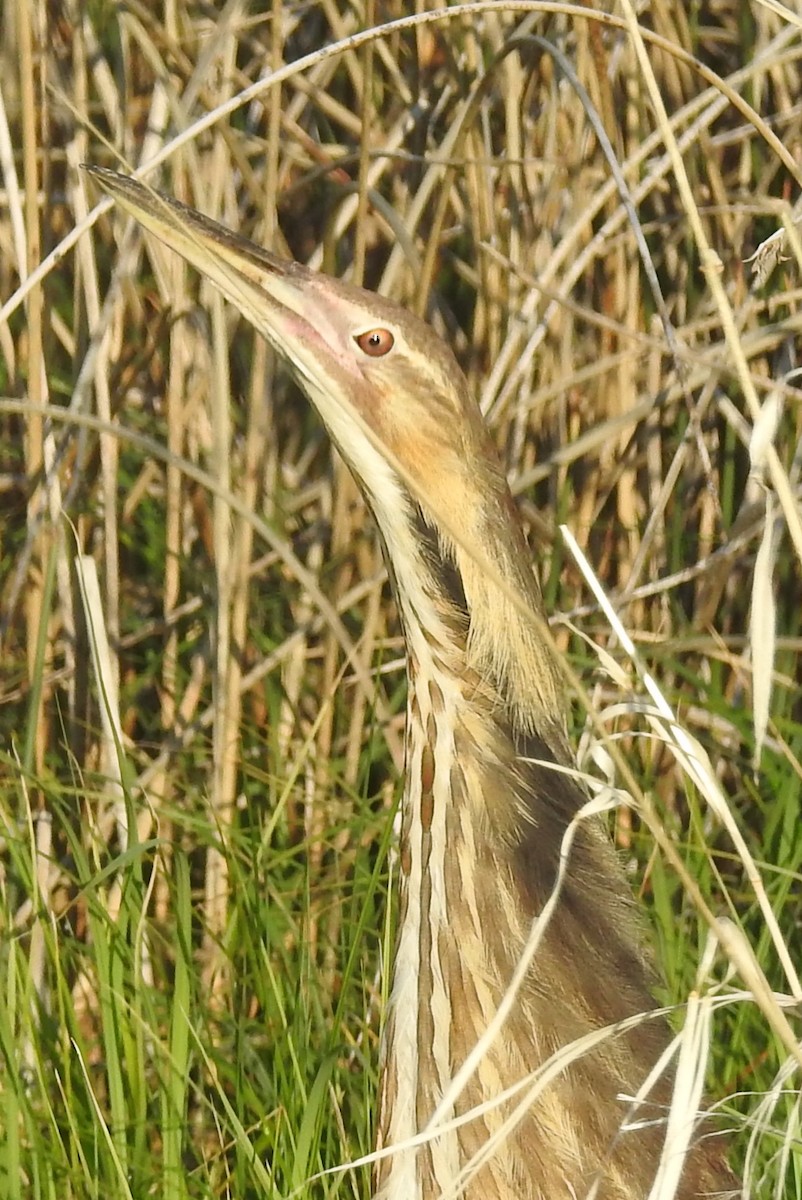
[87,167,732,1199]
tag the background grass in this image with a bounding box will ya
[1,1,801,1196]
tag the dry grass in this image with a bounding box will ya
[1,2,801,1197]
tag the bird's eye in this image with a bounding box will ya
[355,328,394,357]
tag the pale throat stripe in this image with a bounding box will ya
[380,663,468,1199]
[416,680,463,1190]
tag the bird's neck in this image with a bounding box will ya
[372,502,683,1200]
[373,517,571,1198]
[375,631,511,1199]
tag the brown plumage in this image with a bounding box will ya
[87,167,734,1200]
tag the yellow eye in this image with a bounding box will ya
[355,328,395,357]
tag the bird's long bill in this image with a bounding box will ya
[84,166,346,390]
